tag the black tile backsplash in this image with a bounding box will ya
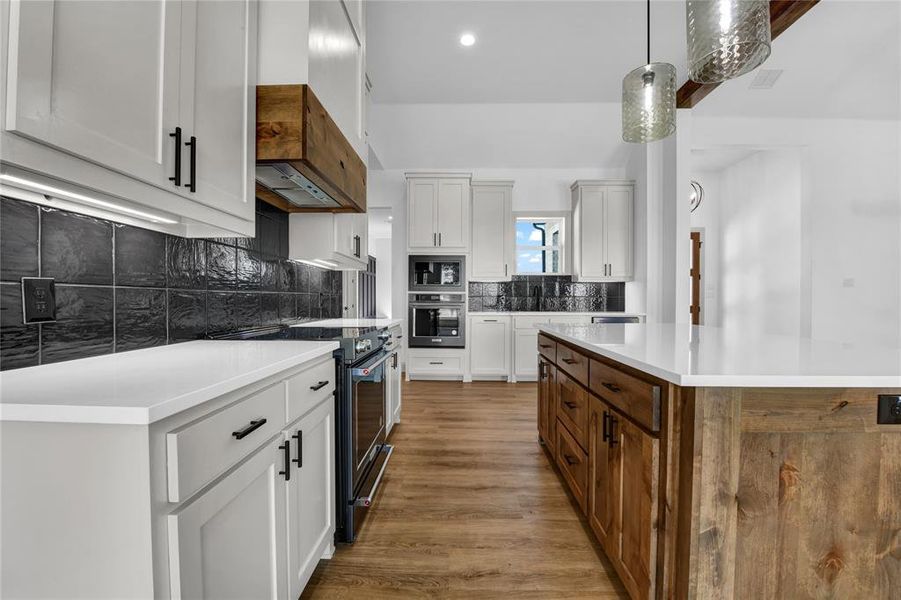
[468,275,625,313]
[41,209,113,285]
[0,197,343,370]
[0,199,39,281]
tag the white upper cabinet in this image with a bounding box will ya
[289,212,368,270]
[406,173,471,253]
[179,0,257,220]
[470,180,513,281]
[1,0,258,237]
[571,180,634,282]
[4,0,181,187]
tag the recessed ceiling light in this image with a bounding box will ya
[459,33,476,47]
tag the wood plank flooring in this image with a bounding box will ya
[301,380,628,599]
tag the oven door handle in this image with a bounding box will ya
[351,351,391,376]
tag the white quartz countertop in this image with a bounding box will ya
[539,323,901,388]
[293,318,403,328]
[0,340,339,425]
[468,312,645,318]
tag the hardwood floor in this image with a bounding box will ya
[301,380,628,599]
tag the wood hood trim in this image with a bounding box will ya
[256,84,367,213]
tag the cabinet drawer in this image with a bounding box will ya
[167,382,286,502]
[556,370,589,450]
[590,359,661,432]
[286,358,336,424]
[555,420,588,514]
[409,355,464,373]
[556,344,589,386]
[537,333,557,362]
[514,316,549,330]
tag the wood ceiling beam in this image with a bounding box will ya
[675,0,821,109]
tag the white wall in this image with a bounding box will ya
[693,117,901,346]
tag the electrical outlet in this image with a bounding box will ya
[877,395,901,425]
[21,277,56,323]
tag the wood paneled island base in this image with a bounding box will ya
[536,328,901,599]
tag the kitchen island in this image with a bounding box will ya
[535,323,901,600]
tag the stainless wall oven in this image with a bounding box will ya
[408,293,466,348]
[409,255,465,292]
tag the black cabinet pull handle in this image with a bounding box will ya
[608,416,619,448]
[562,358,577,365]
[291,430,303,467]
[279,440,291,480]
[429,361,444,365]
[563,400,578,409]
[563,454,578,466]
[183,135,197,193]
[602,411,610,443]
[310,380,329,391]
[232,418,267,440]
[602,382,622,394]
[539,344,553,349]
[169,127,182,186]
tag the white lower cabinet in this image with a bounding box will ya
[406,348,465,380]
[514,328,541,381]
[285,400,335,600]
[386,350,402,433]
[468,316,511,379]
[167,436,289,600]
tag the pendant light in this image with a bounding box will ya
[686,0,771,83]
[622,0,676,144]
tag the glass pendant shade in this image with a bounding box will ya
[622,62,677,143]
[687,0,772,83]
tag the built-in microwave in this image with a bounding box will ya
[408,255,465,292]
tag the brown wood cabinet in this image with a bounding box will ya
[538,333,901,599]
[540,338,662,600]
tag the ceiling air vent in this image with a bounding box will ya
[749,69,783,90]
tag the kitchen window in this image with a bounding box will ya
[515,216,566,274]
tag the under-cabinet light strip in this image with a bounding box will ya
[0,174,179,224]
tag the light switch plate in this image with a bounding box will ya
[21,277,56,323]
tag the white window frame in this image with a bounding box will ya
[512,212,570,276]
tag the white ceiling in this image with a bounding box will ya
[693,1,901,120]
[366,0,688,104]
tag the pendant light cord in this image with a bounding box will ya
[647,0,651,65]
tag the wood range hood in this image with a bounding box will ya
[256,85,366,213]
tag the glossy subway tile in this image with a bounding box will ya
[0,197,39,282]
[115,288,167,352]
[115,225,167,288]
[41,285,114,364]
[41,208,113,285]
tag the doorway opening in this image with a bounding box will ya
[690,231,703,325]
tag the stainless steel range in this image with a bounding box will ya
[211,323,393,543]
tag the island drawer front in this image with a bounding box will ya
[555,420,588,514]
[286,358,336,423]
[166,382,286,503]
[557,370,589,450]
[590,360,661,433]
[556,344,589,386]
[537,334,557,362]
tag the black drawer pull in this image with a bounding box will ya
[279,440,291,481]
[561,358,578,365]
[232,418,267,440]
[602,382,622,394]
[169,127,182,186]
[310,380,329,391]
[291,430,303,467]
[539,344,553,349]
[602,411,610,442]
[429,361,444,365]
[183,135,197,193]
[608,416,619,448]
[563,454,578,466]
[563,400,578,410]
